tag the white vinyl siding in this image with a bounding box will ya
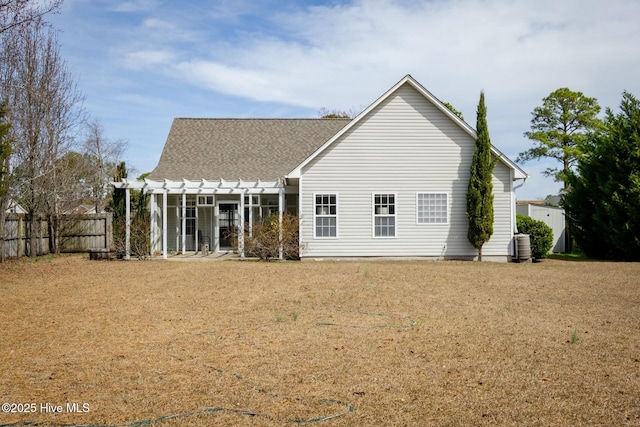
[299,82,515,259]
[373,193,396,238]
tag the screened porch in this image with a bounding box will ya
[112,179,295,260]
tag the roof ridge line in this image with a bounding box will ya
[173,117,352,121]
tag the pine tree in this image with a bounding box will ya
[517,88,601,189]
[466,92,496,261]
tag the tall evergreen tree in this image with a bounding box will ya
[111,161,127,222]
[467,92,496,261]
[517,88,601,190]
[564,91,640,260]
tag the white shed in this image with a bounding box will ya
[516,202,566,253]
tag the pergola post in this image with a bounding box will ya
[195,198,199,254]
[248,193,253,238]
[125,187,131,260]
[181,192,186,254]
[162,190,168,259]
[239,192,245,259]
[278,186,284,260]
[150,193,156,254]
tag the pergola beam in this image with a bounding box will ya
[125,188,131,260]
[111,178,286,259]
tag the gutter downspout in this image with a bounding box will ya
[513,178,527,234]
[512,177,527,260]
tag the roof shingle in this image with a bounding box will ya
[148,118,351,181]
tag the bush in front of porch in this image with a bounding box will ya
[229,212,299,260]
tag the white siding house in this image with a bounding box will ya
[113,75,527,261]
[291,76,525,261]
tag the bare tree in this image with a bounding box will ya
[0,103,11,262]
[0,0,62,34]
[317,106,364,119]
[2,19,84,256]
[83,119,127,213]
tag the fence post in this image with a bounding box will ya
[17,214,23,257]
[105,212,113,251]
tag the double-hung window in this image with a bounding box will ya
[373,193,396,237]
[314,194,337,238]
[417,193,448,224]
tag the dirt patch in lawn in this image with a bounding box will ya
[1,255,639,426]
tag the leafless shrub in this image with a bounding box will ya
[228,213,300,260]
[113,216,150,260]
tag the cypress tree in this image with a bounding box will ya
[466,92,496,261]
[112,161,127,223]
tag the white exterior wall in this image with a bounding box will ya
[516,204,565,253]
[299,83,514,259]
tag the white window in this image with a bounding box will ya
[314,194,337,238]
[197,195,214,206]
[417,193,448,224]
[373,193,396,237]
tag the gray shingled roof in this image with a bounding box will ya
[148,118,351,182]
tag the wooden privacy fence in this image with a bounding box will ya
[2,213,113,258]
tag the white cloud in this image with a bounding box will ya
[123,49,176,70]
[174,61,289,102]
[165,0,640,199]
[112,0,158,13]
[139,17,198,42]
[52,0,640,197]
[173,0,640,111]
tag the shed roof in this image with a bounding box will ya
[148,118,351,181]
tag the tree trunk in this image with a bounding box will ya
[478,245,483,262]
[53,213,61,255]
[48,214,54,254]
[0,207,5,263]
[28,213,36,257]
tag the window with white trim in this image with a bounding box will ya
[314,194,337,238]
[373,193,396,237]
[417,193,448,224]
[198,195,214,206]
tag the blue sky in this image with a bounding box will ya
[49,0,640,200]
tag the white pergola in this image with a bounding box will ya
[111,178,286,260]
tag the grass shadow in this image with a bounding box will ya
[547,253,591,262]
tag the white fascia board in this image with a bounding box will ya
[490,146,528,180]
[286,74,528,181]
[288,75,416,178]
[406,77,528,180]
[399,77,528,180]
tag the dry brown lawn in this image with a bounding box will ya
[0,255,639,426]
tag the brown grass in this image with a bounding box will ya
[1,255,639,426]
